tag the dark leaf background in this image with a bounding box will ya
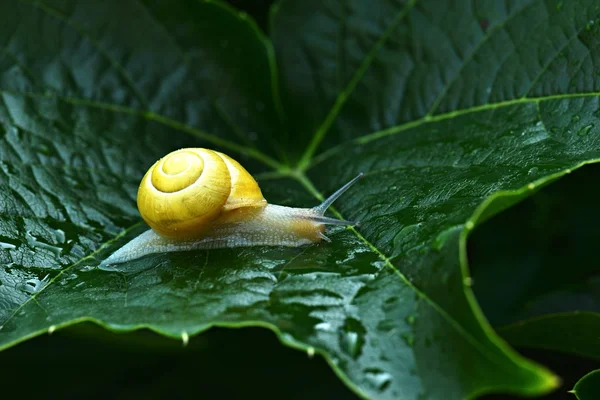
[1,0,599,399]
[572,370,600,400]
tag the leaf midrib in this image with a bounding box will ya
[6,86,598,182]
[294,0,572,172]
[10,0,283,170]
[0,89,282,169]
[426,0,539,117]
[295,0,417,170]
[292,172,541,384]
[307,90,600,170]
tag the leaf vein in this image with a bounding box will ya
[24,0,150,108]
[296,0,417,170]
[525,20,589,96]
[427,0,537,116]
[309,91,600,169]
[295,172,534,380]
[0,89,282,169]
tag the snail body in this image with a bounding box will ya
[101,148,362,266]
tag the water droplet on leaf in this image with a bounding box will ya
[433,225,463,250]
[376,319,396,333]
[578,124,593,136]
[586,20,595,31]
[364,369,392,391]
[338,318,366,359]
[0,242,16,250]
[20,274,50,294]
[402,332,415,347]
[314,321,333,332]
[26,231,62,256]
[54,229,66,243]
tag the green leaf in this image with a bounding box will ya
[7,0,600,398]
[572,370,600,400]
[470,164,600,358]
[498,312,600,360]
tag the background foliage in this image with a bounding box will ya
[0,0,599,399]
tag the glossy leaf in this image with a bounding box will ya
[3,0,600,399]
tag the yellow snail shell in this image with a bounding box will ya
[101,148,362,266]
[137,148,267,239]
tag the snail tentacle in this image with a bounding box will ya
[317,231,332,243]
[312,173,364,215]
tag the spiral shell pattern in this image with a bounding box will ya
[137,148,266,239]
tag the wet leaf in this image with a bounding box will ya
[2,0,600,398]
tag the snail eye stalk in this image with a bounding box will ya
[309,173,364,226]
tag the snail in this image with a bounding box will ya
[101,148,363,266]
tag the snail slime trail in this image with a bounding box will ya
[101,148,363,266]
